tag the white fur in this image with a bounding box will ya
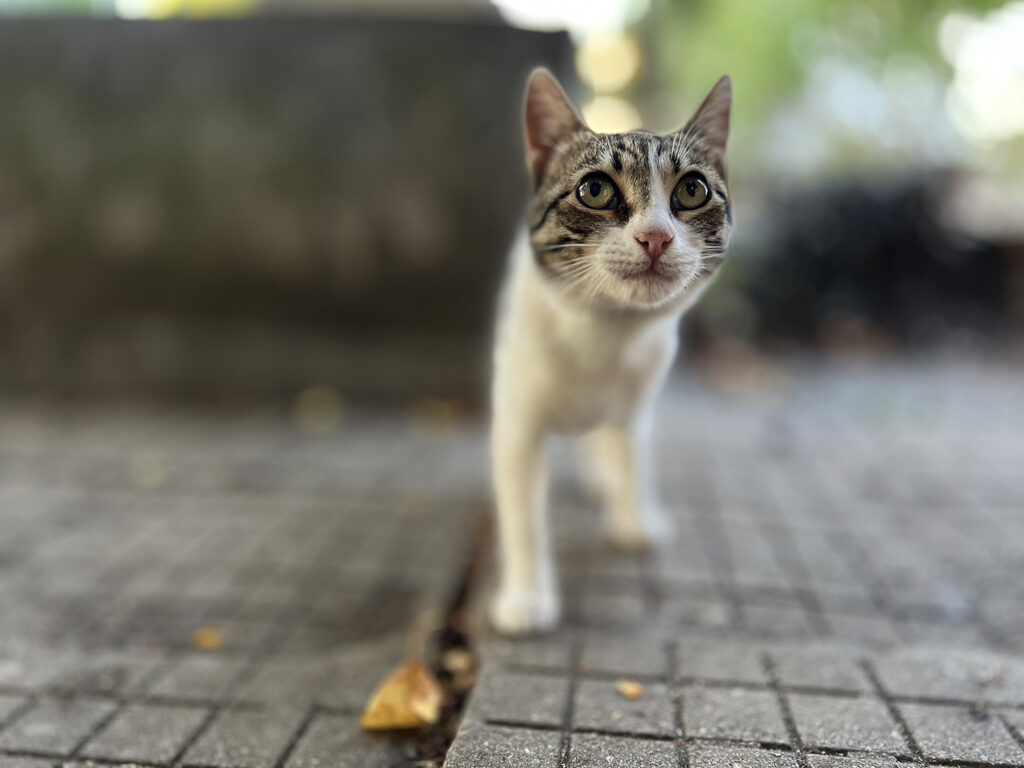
[489,225,708,635]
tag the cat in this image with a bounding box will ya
[489,69,733,635]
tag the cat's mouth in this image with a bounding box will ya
[614,264,674,283]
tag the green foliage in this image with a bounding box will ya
[653,0,1007,124]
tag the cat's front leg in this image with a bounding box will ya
[490,410,559,635]
[584,420,675,551]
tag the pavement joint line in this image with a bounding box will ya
[666,639,691,768]
[163,648,266,768]
[170,705,223,767]
[700,472,746,631]
[67,651,178,761]
[0,697,37,738]
[812,463,907,630]
[478,720,936,759]
[486,666,1024,711]
[762,653,810,768]
[638,553,663,618]
[1001,713,1024,753]
[0,686,268,710]
[270,702,319,768]
[558,639,584,768]
[758,519,833,637]
[0,746,162,767]
[859,657,927,766]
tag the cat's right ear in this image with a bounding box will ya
[524,69,586,186]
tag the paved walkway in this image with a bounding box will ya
[0,404,481,767]
[0,357,1022,767]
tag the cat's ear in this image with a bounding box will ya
[679,75,731,177]
[524,68,586,185]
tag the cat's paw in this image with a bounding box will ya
[606,508,676,552]
[490,588,560,636]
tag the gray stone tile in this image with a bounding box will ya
[468,669,568,728]
[0,646,78,688]
[579,592,647,625]
[574,679,675,738]
[1003,708,1024,735]
[820,615,903,647]
[806,755,899,768]
[580,637,669,678]
[285,713,404,768]
[677,641,768,684]
[0,697,116,754]
[663,596,733,629]
[487,636,574,671]
[569,732,677,768]
[683,686,788,743]
[446,722,561,768]
[745,604,819,639]
[900,703,1024,764]
[0,693,27,722]
[80,702,209,763]
[874,650,1024,704]
[771,648,870,691]
[184,707,307,766]
[148,654,248,700]
[689,744,799,768]
[788,693,908,755]
[232,657,338,707]
[49,651,165,694]
[319,644,407,711]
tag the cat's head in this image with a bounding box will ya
[524,69,732,312]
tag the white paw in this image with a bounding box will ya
[606,508,676,552]
[490,588,560,636]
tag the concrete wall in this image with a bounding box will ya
[0,18,573,399]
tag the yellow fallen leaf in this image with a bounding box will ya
[360,661,443,731]
[190,627,225,651]
[615,679,644,700]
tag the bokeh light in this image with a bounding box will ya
[575,30,642,93]
[941,3,1024,144]
[582,96,643,133]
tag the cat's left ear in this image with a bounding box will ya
[524,68,587,186]
[678,75,731,177]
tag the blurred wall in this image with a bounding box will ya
[0,18,573,400]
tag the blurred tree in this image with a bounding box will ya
[648,0,1017,176]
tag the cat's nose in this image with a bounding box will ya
[634,230,674,263]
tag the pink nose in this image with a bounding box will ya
[634,230,674,263]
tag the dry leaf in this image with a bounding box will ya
[360,661,443,731]
[190,627,225,651]
[615,679,645,700]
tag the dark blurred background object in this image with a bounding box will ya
[0,0,1022,404]
[689,172,1015,353]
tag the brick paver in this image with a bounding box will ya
[0,359,1021,766]
[454,360,1024,768]
[0,403,477,766]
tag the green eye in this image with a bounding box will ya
[673,172,710,210]
[576,174,618,209]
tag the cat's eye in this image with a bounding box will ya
[672,172,710,211]
[576,174,618,210]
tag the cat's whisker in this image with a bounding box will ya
[540,243,603,253]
